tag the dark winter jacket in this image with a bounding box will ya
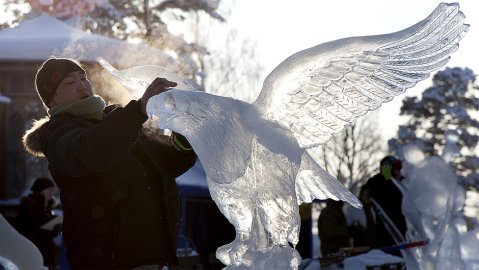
[23,100,196,269]
[15,193,60,267]
[361,173,407,251]
[317,200,349,256]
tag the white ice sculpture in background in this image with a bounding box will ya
[0,214,47,270]
[100,3,468,269]
[400,143,477,270]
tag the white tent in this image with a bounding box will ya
[0,95,11,104]
[0,14,173,66]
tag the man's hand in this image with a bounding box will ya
[140,77,177,115]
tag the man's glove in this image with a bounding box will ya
[381,163,392,180]
[171,132,193,151]
[140,77,177,115]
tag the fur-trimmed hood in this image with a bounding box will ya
[23,103,118,158]
[23,117,50,158]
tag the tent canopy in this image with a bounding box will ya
[0,14,173,66]
[176,160,210,197]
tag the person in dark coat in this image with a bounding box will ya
[15,177,61,269]
[317,199,350,256]
[23,57,197,269]
[360,155,407,255]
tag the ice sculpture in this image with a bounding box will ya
[100,3,468,269]
[97,57,195,98]
[0,214,47,270]
[400,144,468,270]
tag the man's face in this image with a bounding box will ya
[48,71,93,107]
[40,187,54,201]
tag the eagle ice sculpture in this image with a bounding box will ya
[99,3,468,269]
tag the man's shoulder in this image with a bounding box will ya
[39,115,96,145]
[20,195,35,204]
[365,173,385,185]
[22,114,89,158]
[19,195,40,209]
[104,104,122,114]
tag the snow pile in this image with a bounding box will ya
[343,250,403,270]
[0,95,11,104]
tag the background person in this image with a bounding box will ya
[360,155,407,256]
[15,177,61,269]
[317,199,350,257]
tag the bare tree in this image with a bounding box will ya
[310,113,385,194]
[202,29,264,102]
[177,2,264,102]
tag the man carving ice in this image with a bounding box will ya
[23,57,196,269]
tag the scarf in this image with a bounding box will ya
[48,95,106,121]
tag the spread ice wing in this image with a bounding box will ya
[253,3,469,149]
[296,151,361,206]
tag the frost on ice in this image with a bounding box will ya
[100,3,468,269]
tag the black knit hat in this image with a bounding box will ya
[380,155,402,170]
[35,57,85,107]
[31,177,54,193]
